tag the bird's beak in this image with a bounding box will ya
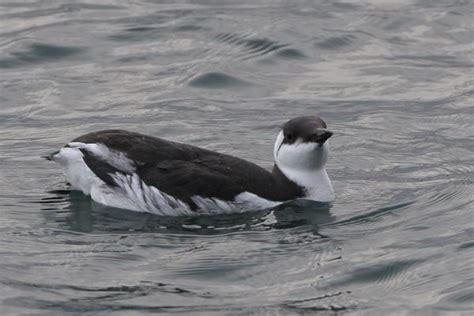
[311,130,333,144]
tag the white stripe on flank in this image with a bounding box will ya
[51,142,283,215]
[104,173,280,216]
[68,142,136,173]
[52,146,280,215]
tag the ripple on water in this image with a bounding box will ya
[325,201,414,228]
[384,54,473,68]
[215,32,305,60]
[284,291,356,312]
[0,43,83,69]
[457,241,474,251]
[315,34,357,50]
[274,48,306,60]
[2,278,213,299]
[327,259,422,289]
[108,26,164,42]
[1,279,215,314]
[188,72,251,89]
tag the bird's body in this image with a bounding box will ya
[47,116,335,215]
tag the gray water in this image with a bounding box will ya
[1,0,473,315]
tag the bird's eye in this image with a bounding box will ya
[285,134,293,142]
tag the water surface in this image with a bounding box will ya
[1,0,473,314]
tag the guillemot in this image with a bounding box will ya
[45,116,335,216]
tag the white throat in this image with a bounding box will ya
[273,131,335,202]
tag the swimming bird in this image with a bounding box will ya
[45,116,335,215]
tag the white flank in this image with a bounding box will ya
[51,147,99,195]
[106,173,278,216]
[51,145,278,216]
[68,142,136,173]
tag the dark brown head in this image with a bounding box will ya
[274,116,333,171]
[281,116,332,146]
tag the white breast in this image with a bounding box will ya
[273,131,335,203]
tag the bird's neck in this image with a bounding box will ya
[273,164,335,203]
